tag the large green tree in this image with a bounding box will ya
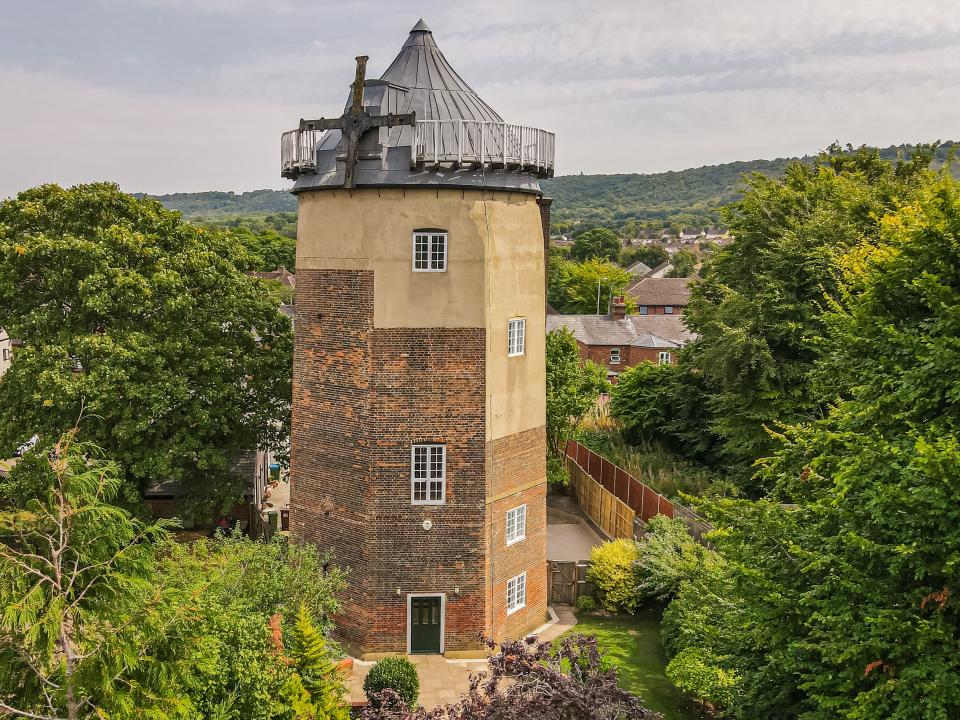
[659,170,960,719]
[548,255,633,315]
[0,183,292,512]
[570,227,621,262]
[682,145,936,483]
[620,244,669,270]
[545,329,608,456]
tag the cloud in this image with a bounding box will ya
[1,0,958,196]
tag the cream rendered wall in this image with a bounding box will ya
[295,187,546,442]
[475,196,546,442]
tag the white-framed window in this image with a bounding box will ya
[507,318,526,357]
[413,230,447,272]
[639,306,649,315]
[659,351,672,365]
[411,444,446,504]
[505,504,527,545]
[610,347,621,364]
[664,306,674,314]
[507,573,526,614]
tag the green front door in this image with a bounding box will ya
[410,596,442,654]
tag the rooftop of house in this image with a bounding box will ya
[546,312,695,348]
[626,276,694,306]
[626,260,652,276]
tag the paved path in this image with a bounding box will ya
[348,654,487,709]
[347,606,579,709]
[537,604,578,643]
[547,492,605,561]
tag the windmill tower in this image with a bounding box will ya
[282,19,555,657]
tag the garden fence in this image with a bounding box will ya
[564,440,712,542]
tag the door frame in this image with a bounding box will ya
[406,592,445,655]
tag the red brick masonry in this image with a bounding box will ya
[291,269,546,654]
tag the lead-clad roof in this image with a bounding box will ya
[377,20,503,124]
[292,20,543,194]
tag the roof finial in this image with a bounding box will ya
[410,18,432,33]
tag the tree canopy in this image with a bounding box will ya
[570,228,621,262]
[0,431,347,720]
[625,157,960,718]
[0,183,292,513]
[545,329,608,456]
[548,254,634,315]
[681,145,938,483]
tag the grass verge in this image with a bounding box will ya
[559,609,697,720]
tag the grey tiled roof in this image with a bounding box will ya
[626,261,652,276]
[626,276,693,306]
[546,314,695,348]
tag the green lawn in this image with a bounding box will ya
[559,610,697,720]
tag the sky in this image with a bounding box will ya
[1,0,958,198]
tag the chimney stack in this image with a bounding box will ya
[611,295,627,320]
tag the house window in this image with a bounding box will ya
[664,306,674,314]
[413,230,447,272]
[506,504,527,545]
[610,347,621,365]
[507,572,526,614]
[507,318,526,357]
[639,306,648,315]
[659,351,672,365]
[411,444,446,504]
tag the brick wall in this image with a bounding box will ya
[291,264,546,655]
[290,269,375,651]
[486,427,548,640]
[364,327,488,653]
[577,341,678,377]
[635,305,685,315]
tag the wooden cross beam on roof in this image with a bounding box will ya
[299,55,416,189]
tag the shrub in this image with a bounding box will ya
[547,455,570,489]
[635,516,717,602]
[363,656,420,709]
[574,594,597,613]
[587,539,640,613]
[665,647,738,710]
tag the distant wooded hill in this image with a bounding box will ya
[145,142,956,234]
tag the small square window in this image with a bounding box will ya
[639,306,648,315]
[508,318,526,357]
[658,351,672,365]
[506,504,527,545]
[413,231,447,272]
[610,347,621,365]
[664,306,674,314]
[411,444,445,504]
[507,572,526,614]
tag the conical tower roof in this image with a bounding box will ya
[286,20,553,193]
[377,20,503,124]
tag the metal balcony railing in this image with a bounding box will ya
[281,120,555,179]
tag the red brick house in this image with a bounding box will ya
[625,276,693,315]
[546,297,695,381]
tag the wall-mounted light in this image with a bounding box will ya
[396,587,401,596]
